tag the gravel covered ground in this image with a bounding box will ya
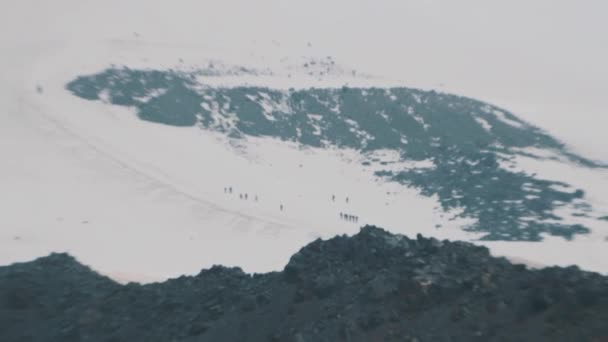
[2,225,608,341]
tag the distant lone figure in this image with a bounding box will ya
[332,195,335,202]
[255,195,258,202]
[346,197,349,204]
[280,204,284,211]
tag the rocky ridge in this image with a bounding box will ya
[2,226,608,341]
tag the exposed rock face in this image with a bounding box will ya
[2,226,608,341]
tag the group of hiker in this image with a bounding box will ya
[331,194,349,204]
[224,187,259,202]
[332,194,359,223]
[222,187,359,219]
[238,193,258,201]
[340,212,359,222]
[224,186,284,211]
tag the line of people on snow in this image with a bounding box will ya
[238,193,259,201]
[333,194,358,222]
[225,186,281,209]
[331,194,349,203]
[224,187,357,216]
[340,212,358,223]
[225,187,259,202]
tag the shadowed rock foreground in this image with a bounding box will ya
[2,226,608,341]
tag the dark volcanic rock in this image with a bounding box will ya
[2,226,608,341]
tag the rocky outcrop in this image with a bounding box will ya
[2,226,608,341]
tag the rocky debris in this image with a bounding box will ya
[2,225,608,341]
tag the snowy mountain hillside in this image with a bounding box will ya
[2,55,607,283]
[67,66,605,242]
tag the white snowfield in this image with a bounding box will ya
[1,0,607,283]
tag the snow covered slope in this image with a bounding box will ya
[1,0,607,282]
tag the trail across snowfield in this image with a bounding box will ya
[1,0,607,282]
[0,43,474,281]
